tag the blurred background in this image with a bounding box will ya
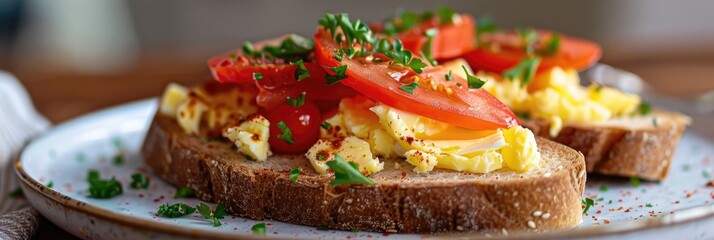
[1,0,714,123]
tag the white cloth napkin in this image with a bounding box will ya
[0,71,51,240]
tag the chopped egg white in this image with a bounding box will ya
[222,115,272,161]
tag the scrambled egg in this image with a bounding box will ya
[370,104,540,174]
[159,83,190,116]
[159,83,258,135]
[222,115,272,161]
[305,136,383,175]
[453,61,641,137]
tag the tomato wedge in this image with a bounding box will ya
[464,30,601,73]
[313,29,518,130]
[372,14,475,60]
[207,36,356,109]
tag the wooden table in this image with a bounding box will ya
[7,54,714,239]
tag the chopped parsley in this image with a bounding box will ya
[374,38,391,54]
[652,118,658,128]
[325,154,373,185]
[242,42,256,56]
[477,15,497,34]
[290,167,302,182]
[46,181,54,188]
[326,65,348,85]
[290,59,311,81]
[645,203,653,208]
[157,203,196,218]
[261,34,314,59]
[517,27,539,55]
[385,39,428,73]
[252,72,263,81]
[87,170,123,199]
[542,33,561,55]
[174,187,194,198]
[703,170,711,179]
[630,177,641,187]
[251,222,267,235]
[8,187,22,198]
[463,66,486,89]
[317,153,326,160]
[228,52,238,61]
[515,112,531,120]
[320,122,331,130]
[399,82,420,95]
[277,121,294,144]
[445,70,453,81]
[436,7,457,24]
[582,198,594,214]
[599,184,608,192]
[503,57,541,87]
[197,203,227,227]
[637,101,652,115]
[112,154,124,166]
[285,92,306,107]
[421,28,438,66]
[130,172,150,189]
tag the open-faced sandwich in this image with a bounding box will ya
[370,9,690,181]
[142,11,587,233]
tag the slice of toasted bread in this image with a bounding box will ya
[522,110,689,181]
[142,113,586,233]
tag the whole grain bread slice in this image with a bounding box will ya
[522,110,690,181]
[142,113,586,233]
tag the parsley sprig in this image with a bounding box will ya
[197,203,227,227]
[290,167,302,182]
[251,222,267,235]
[325,154,373,185]
[386,39,428,73]
[87,170,123,199]
[503,57,541,87]
[462,66,486,89]
[174,187,194,198]
[399,82,420,94]
[326,65,348,85]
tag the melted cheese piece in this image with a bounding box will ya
[159,83,190,116]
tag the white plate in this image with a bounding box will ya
[16,98,714,239]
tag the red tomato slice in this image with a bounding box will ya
[207,36,356,109]
[373,15,476,60]
[463,30,601,73]
[313,29,519,130]
[400,15,475,60]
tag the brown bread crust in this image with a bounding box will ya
[521,110,689,181]
[142,113,586,233]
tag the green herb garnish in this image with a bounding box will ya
[87,170,123,199]
[436,7,457,24]
[261,34,314,59]
[197,203,226,227]
[599,184,608,192]
[399,82,420,95]
[157,203,196,218]
[325,154,373,185]
[326,65,348,85]
[445,70,453,81]
[174,187,194,198]
[630,177,641,187]
[46,181,54,188]
[463,65,486,89]
[290,167,302,182]
[645,203,653,208]
[386,39,428,73]
[317,153,326,160]
[252,72,263,81]
[8,187,22,198]
[291,59,311,81]
[652,118,658,128]
[517,27,539,55]
[637,102,652,115]
[112,154,124,166]
[320,122,331,130]
[542,33,561,55]
[421,28,438,66]
[503,57,541,87]
[251,222,266,235]
[277,121,294,144]
[703,170,711,179]
[130,173,150,189]
[582,198,594,214]
[286,92,306,107]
